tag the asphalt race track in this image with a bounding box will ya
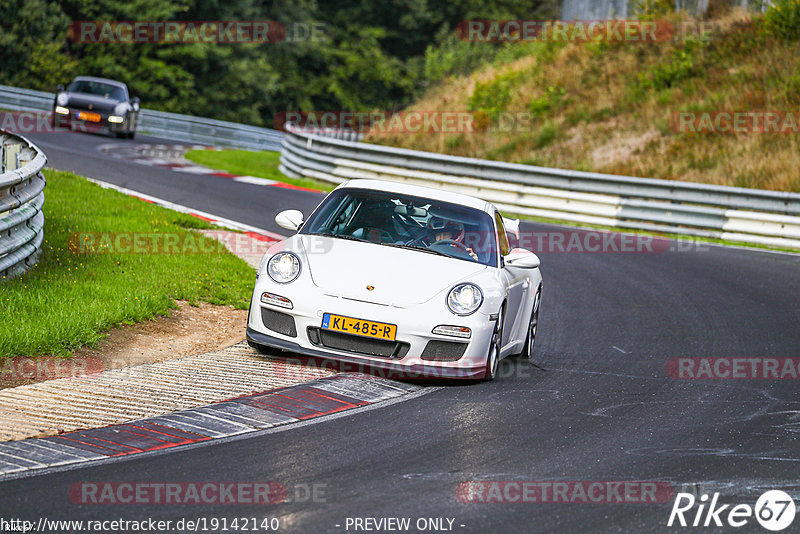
[3,130,800,533]
[23,131,325,235]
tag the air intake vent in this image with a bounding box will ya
[261,307,297,338]
[420,340,468,361]
[307,328,409,359]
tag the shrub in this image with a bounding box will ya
[635,36,704,92]
[631,0,675,20]
[529,85,567,117]
[468,71,522,120]
[764,0,800,40]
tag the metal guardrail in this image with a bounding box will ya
[0,84,285,151]
[4,82,798,249]
[279,125,800,249]
[0,131,46,279]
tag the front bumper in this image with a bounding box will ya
[246,327,486,379]
[54,108,129,133]
[247,279,494,380]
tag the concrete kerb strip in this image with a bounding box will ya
[0,341,337,442]
[0,373,423,479]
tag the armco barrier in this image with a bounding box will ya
[0,131,46,279]
[0,84,285,151]
[279,125,800,249]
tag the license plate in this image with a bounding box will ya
[78,111,101,122]
[322,313,397,341]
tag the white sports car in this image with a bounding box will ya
[246,179,542,380]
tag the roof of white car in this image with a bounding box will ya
[337,179,492,212]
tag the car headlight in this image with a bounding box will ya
[267,252,301,284]
[56,93,68,106]
[447,283,483,316]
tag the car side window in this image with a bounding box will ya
[495,211,510,257]
[329,197,357,234]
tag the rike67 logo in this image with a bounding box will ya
[668,490,796,531]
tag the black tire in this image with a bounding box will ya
[127,130,136,140]
[247,339,268,354]
[483,305,504,381]
[516,284,541,361]
[52,113,67,130]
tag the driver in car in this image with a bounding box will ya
[428,217,479,261]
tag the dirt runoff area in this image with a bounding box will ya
[0,301,249,390]
[0,229,272,390]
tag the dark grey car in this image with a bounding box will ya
[53,76,140,139]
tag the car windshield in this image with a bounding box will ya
[67,80,126,100]
[300,188,498,266]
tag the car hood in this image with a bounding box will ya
[299,235,487,307]
[65,93,119,112]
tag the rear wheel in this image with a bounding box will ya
[519,284,541,362]
[483,305,504,381]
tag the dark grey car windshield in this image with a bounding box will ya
[67,81,126,101]
[300,188,498,266]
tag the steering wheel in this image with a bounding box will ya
[433,238,469,252]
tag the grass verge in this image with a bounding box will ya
[1,169,255,359]
[184,149,335,192]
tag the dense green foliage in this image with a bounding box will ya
[0,0,558,126]
[764,0,800,40]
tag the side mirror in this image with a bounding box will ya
[506,251,540,269]
[131,96,140,111]
[502,217,520,240]
[275,209,304,231]
[57,85,65,92]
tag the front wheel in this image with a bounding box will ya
[483,306,504,381]
[247,338,269,354]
